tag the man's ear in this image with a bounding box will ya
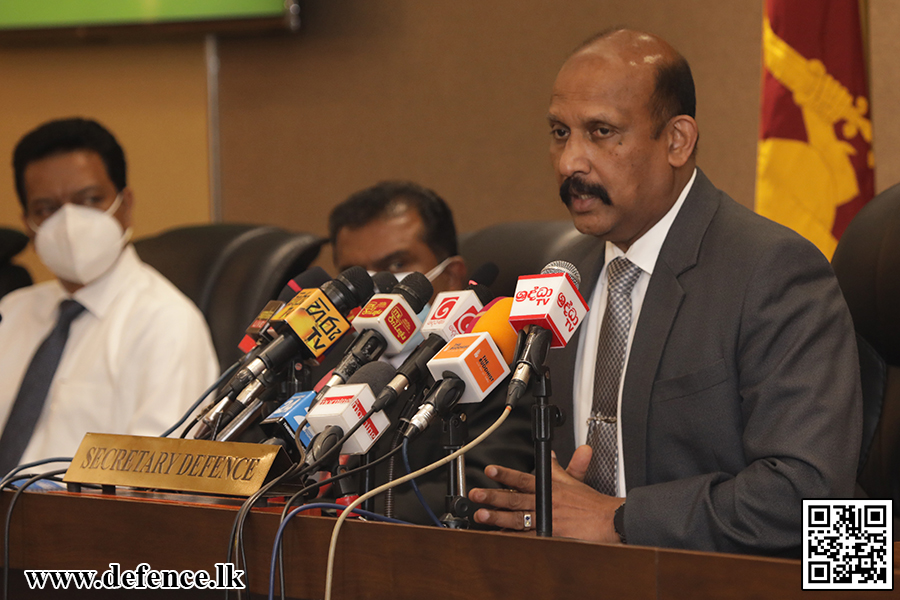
[667,115,698,168]
[117,188,135,231]
[444,256,468,290]
[20,211,35,243]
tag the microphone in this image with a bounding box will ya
[305,361,396,456]
[364,257,503,413]
[237,300,285,354]
[469,297,519,364]
[371,271,399,294]
[371,333,445,414]
[506,260,589,406]
[314,273,432,403]
[386,297,518,433]
[196,267,374,439]
[269,266,374,361]
[421,282,493,341]
[402,375,466,440]
[468,261,499,287]
[238,267,333,354]
[371,281,495,412]
[350,272,433,357]
[425,306,513,406]
[277,266,332,303]
[259,390,317,461]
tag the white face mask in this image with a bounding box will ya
[379,256,456,285]
[403,301,432,350]
[33,194,132,285]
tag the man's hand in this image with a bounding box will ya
[468,445,624,543]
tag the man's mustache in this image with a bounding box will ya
[559,177,612,207]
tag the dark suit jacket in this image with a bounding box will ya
[547,169,862,555]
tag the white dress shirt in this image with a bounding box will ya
[573,169,696,496]
[0,245,220,465]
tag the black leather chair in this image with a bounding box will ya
[134,224,324,368]
[832,182,900,515]
[459,220,602,297]
[0,227,32,300]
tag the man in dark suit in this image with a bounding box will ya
[329,180,468,301]
[327,181,533,526]
[468,29,861,555]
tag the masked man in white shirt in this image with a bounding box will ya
[0,117,220,474]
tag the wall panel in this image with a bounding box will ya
[217,0,764,265]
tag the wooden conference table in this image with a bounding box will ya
[1,489,897,599]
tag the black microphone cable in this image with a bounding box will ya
[0,457,72,492]
[3,468,69,600]
[383,377,432,518]
[226,461,305,600]
[228,361,394,598]
[162,359,242,438]
[278,443,405,523]
[229,399,391,599]
[401,437,442,527]
[268,502,410,600]
[230,426,401,600]
[271,443,406,600]
[323,405,514,600]
[229,393,393,600]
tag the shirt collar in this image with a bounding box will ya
[604,168,697,274]
[72,245,142,319]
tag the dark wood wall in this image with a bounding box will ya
[216,0,764,244]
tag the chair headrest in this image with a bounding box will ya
[459,220,602,298]
[0,228,29,263]
[833,182,900,365]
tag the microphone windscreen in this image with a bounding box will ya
[469,261,499,287]
[372,271,399,294]
[467,282,494,306]
[337,266,375,305]
[346,360,396,395]
[277,266,331,302]
[541,260,581,289]
[471,297,518,364]
[392,272,433,313]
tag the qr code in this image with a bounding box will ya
[803,499,893,590]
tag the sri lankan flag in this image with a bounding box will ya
[755,0,874,259]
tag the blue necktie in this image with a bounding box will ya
[0,299,85,475]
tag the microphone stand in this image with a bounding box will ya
[531,367,562,537]
[512,328,562,537]
[440,407,470,528]
[360,452,373,512]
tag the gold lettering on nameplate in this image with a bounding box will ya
[64,434,288,497]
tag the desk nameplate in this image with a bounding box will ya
[63,433,288,497]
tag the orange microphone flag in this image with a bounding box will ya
[755,0,874,259]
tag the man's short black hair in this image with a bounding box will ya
[329,181,458,260]
[648,55,695,139]
[574,29,696,139]
[13,117,127,210]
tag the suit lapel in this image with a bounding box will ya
[622,169,720,490]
